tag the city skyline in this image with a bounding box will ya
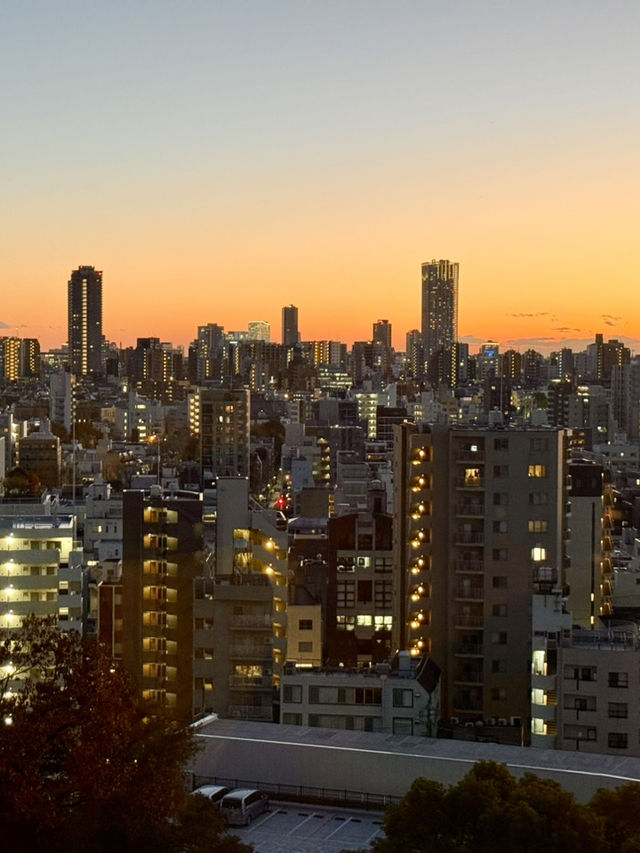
[2,2,639,353]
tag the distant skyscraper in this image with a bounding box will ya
[248,320,271,342]
[67,265,103,375]
[373,319,392,349]
[282,305,299,347]
[421,260,458,362]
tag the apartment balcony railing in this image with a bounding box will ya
[455,532,484,545]
[454,583,484,601]
[455,558,484,573]
[228,676,273,689]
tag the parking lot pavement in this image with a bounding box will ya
[230,800,385,853]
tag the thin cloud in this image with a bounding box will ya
[503,337,555,347]
[509,312,550,318]
[0,321,9,329]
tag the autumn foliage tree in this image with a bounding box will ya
[0,617,252,852]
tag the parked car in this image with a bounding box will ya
[220,788,269,825]
[191,784,230,806]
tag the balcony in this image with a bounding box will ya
[456,450,485,462]
[530,703,556,722]
[455,502,484,517]
[228,675,273,689]
[454,611,484,628]
[455,643,484,657]
[456,476,484,490]
[454,670,484,686]
[229,614,272,629]
[455,558,484,574]
[229,644,272,660]
[454,583,484,601]
[455,531,484,546]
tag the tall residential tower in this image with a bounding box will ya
[282,305,299,347]
[67,265,103,375]
[421,260,458,364]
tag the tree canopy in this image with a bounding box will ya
[0,616,252,852]
[369,760,640,853]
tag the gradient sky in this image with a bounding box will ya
[1,1,639,354]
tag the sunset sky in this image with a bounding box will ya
[1,1,639,354]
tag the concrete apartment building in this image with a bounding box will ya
[209,477,288,722]
[280,653,440,736]
[121,487,204,720]
[16,419,62,489]
[532,586,640,756]
[188,387,250,484]
[393,423,571,731]
[0,513,82,643]
[326,511,394,667]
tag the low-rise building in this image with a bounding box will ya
[280,652,440,737]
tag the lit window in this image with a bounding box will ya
[531,546,547,562]
[528,465,547,478]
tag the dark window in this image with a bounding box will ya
[357,580,372,602]
[298,619,313,631]
[608,732,628,749]
[392,688,413,708]
[283,685,302,703]
[609,672,629,688]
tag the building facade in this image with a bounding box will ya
[121,488,203,720]
[67,265,103,376]
[421,259,458,363]
[393,423,570,731]
[282,305,299,348]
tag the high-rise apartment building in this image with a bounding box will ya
[393,423,571,732]
[121,488,203,720]
[67,265,103,376]
[421,260,458,363]
[188,387,250,483]
[282,305,299,347]
[372,320,392,350]
[191,323,226,384]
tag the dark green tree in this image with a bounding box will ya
[369,761,605,853]
[589,783,640,853]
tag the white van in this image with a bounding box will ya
[220,788,269,825]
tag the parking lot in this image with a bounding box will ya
[230,800,385,853]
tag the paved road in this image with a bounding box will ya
[230,801,385,852]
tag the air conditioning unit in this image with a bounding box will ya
[464,721,475,728]
[509,716,522,727]
[498,718,508,726]
[449,717,459,725]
